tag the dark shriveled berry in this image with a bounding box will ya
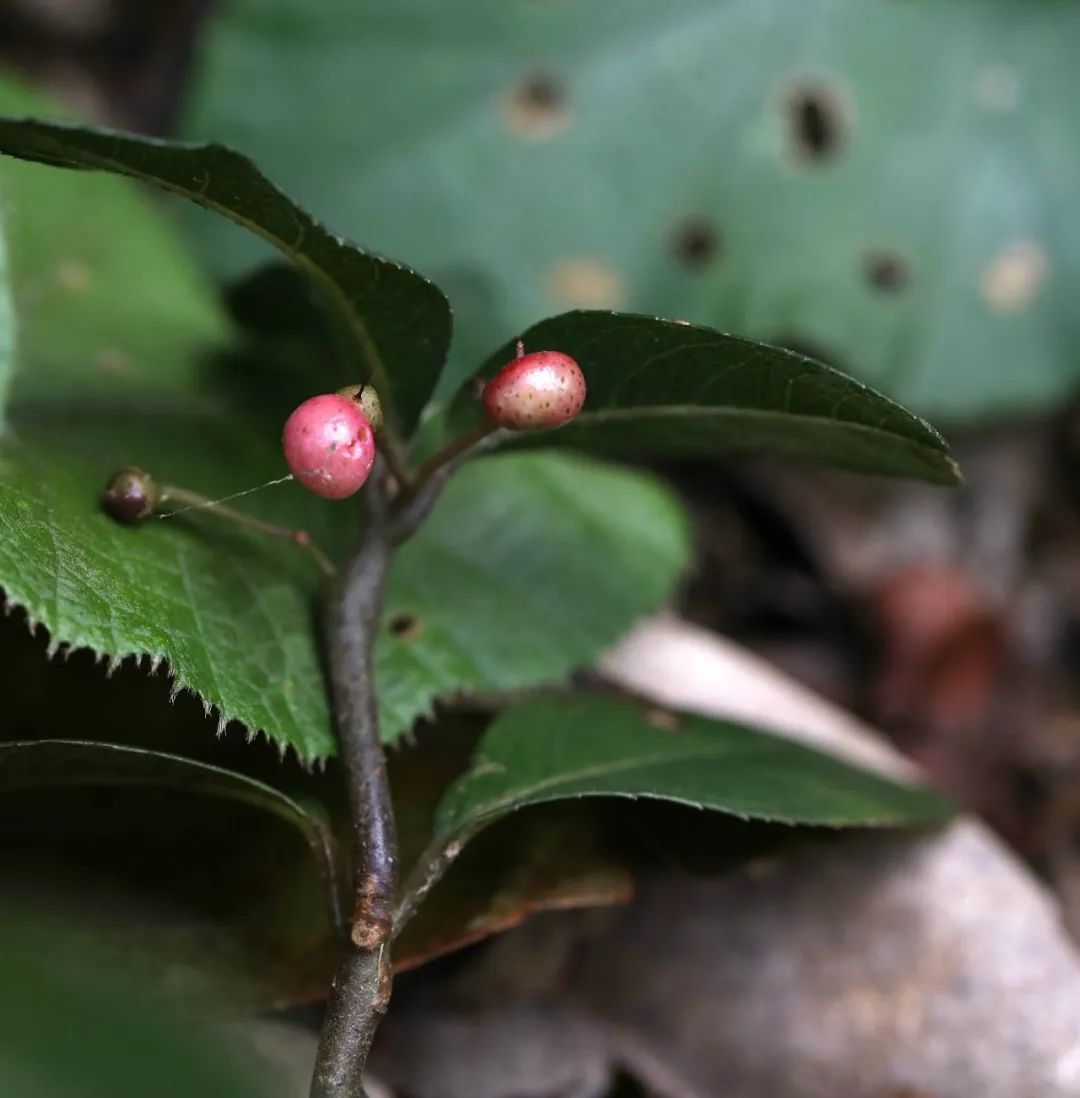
[101,466,160,523]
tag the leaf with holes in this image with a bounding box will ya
[0,110,450,433]
[458,311,957,484]
[377,451,691,742]
[0,739,342,1006]
[185,0,1079,422]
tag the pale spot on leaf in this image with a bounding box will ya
[548,258,625,310]
[95,348,132,375]
[55,259,91,292]
[975,64,1022,112]
[645,707,682,732]
[980,240,1047,313]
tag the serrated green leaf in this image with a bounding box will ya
[0,417,347,760]
[460,311,958,484]
[0,112,450,433]
[0,210,12,423]
[0,82,353,760]
[0,413,687,759]
[1,412,688,760]
[185,0,1079,423]
[435,694,951,845]
[380,450,691,741]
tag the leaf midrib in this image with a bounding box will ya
[569,404,960,480]
[438,734,921,837]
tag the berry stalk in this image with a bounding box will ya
[100,468,336,579]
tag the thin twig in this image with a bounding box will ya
[310,946,391,1097]
[409,422,499,492]
[159,484,337,578]
[326,462,398,951]
[391,833,472,938]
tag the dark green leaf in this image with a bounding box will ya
[378,451,691,741]
[0,738,344,1006]
[0,737,346,1010]
[395,692,949,934]
[463,311,959,484]
[0,737,342,920]
[435,693,951,843]
[185,0,1078,422]
[388,716,632,971]
[0,112,450,433]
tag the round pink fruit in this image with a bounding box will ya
[282,393,376,500]
[482,347,586,431]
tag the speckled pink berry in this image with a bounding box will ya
[482,345,586,431]
[282,393,375,500]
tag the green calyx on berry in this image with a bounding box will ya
[101,466,160,523]
[337,383,384,436]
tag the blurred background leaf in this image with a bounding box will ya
[0,110,452,434]
[0,903,272,1098]
[0,79,228,404]
[184,0,1079,424]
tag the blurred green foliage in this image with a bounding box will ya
[186,0,1080,422]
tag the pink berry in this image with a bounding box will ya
[482,344,586,431]
[282,393,375,500]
